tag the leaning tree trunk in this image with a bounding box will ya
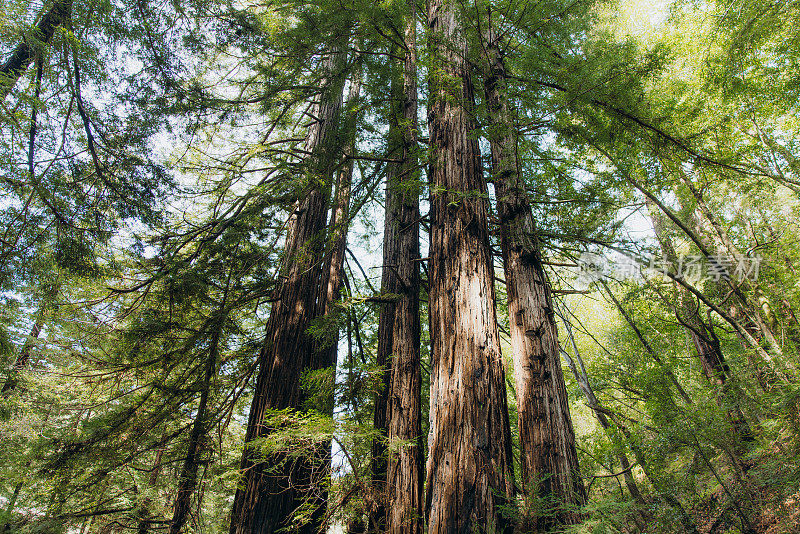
[559,310,700,534]
[479,20,585,530]
[1,0,73,100]
[425,1,515,532]
[228,40,347,534]
[3,281,60,395]
[675,161,785,360]
[374,3,424,532]
[170,272,232,534]
[2,306,45,396]
[648,200,753,446]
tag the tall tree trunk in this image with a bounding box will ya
[479,19,585,530]
[228,39,347,534]
[0,482,23,534]
[170,273,232,534]
[1,0,73,100]
[316,64,362,532]
[374,4,424,532]
[321,60,361,330]
[425,2,515,532]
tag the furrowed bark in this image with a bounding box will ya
[316,64,362,532]
[228,40,347,534]
[374,3,424,532]
[1,0,73,100]
[425,2,515,532]
[480,20,584,529]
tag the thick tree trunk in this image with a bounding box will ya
[425,2,515,532]
[479,21,585,530]
[374,4,424,532]
[228,41,347,534]
[1,0,73,100]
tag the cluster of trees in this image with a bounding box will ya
[2,0,800,532]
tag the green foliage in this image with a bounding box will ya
[3,0,800,532]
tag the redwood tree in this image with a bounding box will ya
[425,1,515,531]
[479,19,586,529]
[375,2,424,531]
[0,0,73,100]
[228,38,348,534]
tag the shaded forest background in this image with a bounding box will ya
[2,0,800,533]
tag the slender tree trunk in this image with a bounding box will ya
[558,311,647,512]
[374,4,424,532]
[3,281,59,395]
[136,436,166,534]
[2,311,44,395]
[648,201,754,446]
[0,482,23,534]
[644,157,786,376]
[315,65,362,532]
[228,39,347,534]
[321,61,361,329]
[1,0,73,100]
[600,281,693,404]
[170,273,232,534]
[425,2,515,532]
[673,162,786,361]
[479,18,585,530]
[559,311,700,534]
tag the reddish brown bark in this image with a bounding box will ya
[479,22,585,529]
[425,1,515,532]
[228,42,347,534]
[374,3,424,532]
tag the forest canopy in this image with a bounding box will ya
[2,0,800,533]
